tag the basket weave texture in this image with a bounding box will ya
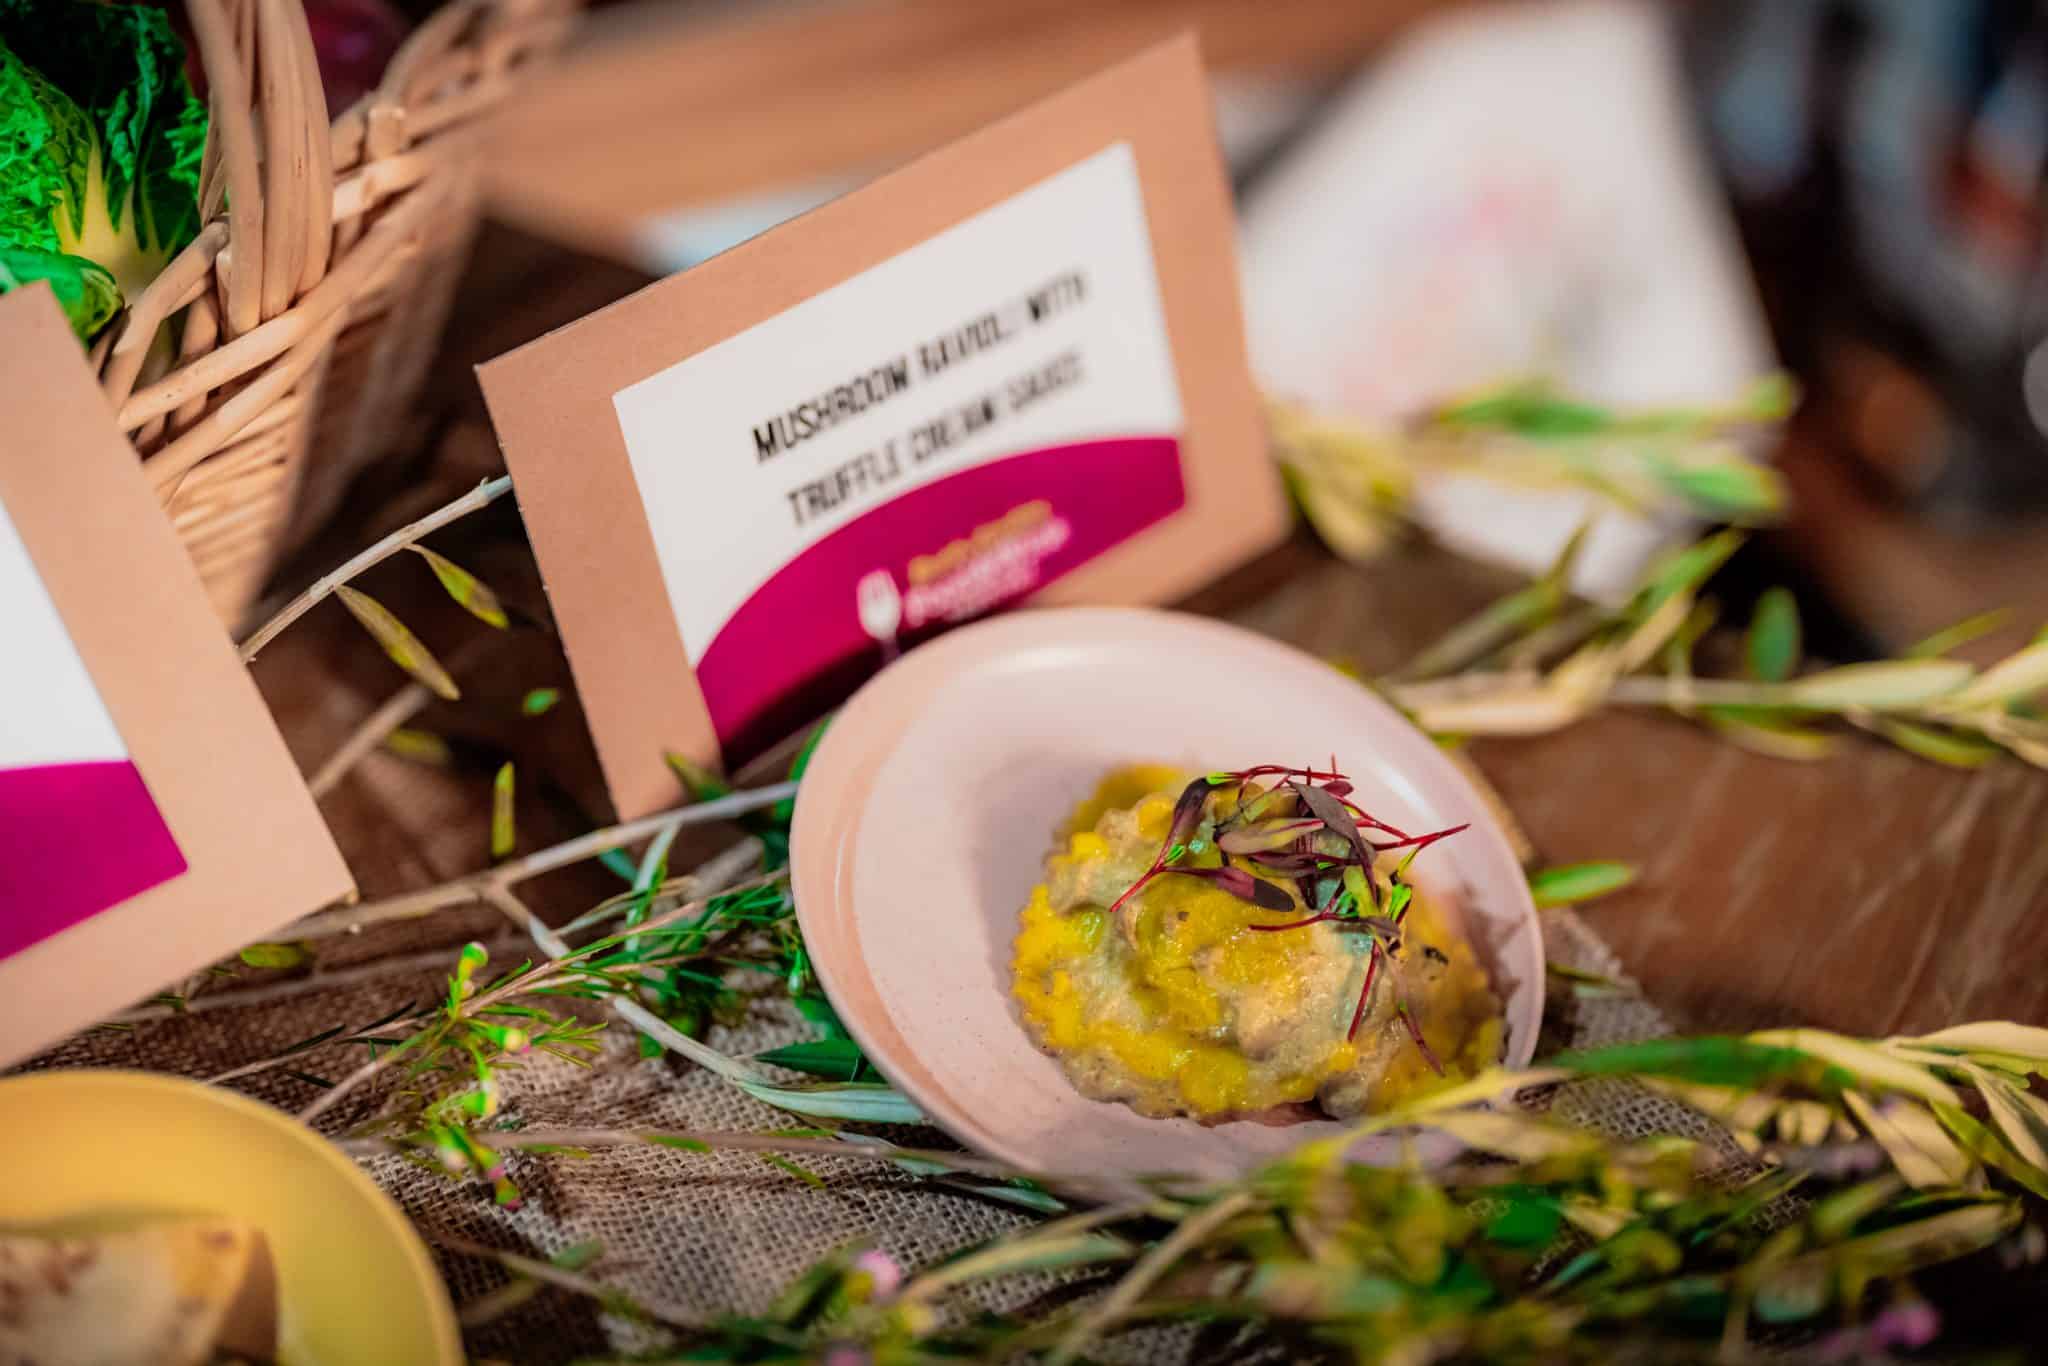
[94,0,576,625]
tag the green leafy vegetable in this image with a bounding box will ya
[0,0,207,339]
[0,244,115,334]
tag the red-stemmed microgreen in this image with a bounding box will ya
[1216,818,1325,855]
[1396,998,1444,1076]
[1348,946,1383,1041]
[1172,865,1296,912]
[1105,766,1470,1060]
[1376,823,1471,854]
[1104,777,1215,917]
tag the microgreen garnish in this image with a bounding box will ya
[1107,765,1470,1060]
[1396,998,1444,1075]
[1104,777,1213,917]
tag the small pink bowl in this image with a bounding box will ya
[791,607,1541,1179]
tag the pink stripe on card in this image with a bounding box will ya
[695,434,1185,760]
[0,759,186,960]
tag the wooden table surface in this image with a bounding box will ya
[251,226,2048,1047]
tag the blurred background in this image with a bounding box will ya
[418,0,2048,656]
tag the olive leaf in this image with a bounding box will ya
[239,942,310,969]
[1869,719,2001,769]
[1527,861,1636,908]
[1907,1022,2048,1059]
[1780,659,1971,710]
[733,1078,923,1125]
[1397,522,1588,681]
[1648,452,1787,524]
[1941,639,2048,710]
[409,545,509,629]
[1841,1093,1972,1188]
[1963,1064,2048,1173]
[1907,609,2011,659]
[754,1037,873,1082]
[1746,587,1802,683]
[1706,711,1837,761]
[1748,1029,1962,1107]
[1546,962,1628,997]
[335,586,461,700]
[664,750,731,802]
[1629,530,1745,625]
[1932,1102,2048,1200]
[1550,1037,1816,1091]
[491,762,516,859]
[904,1234,1132,1299]
[383,728,453,766]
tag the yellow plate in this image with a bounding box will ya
[0,1070,460,1364]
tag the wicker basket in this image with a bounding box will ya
[91,0,576,627]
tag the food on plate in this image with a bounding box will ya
[0,1213,279,1364]
[1011,763,1502,1121]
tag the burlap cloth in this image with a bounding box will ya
[24,877,1690,1363]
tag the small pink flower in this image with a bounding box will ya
[821,1346,869,1366]
[1871,1299,1939,1350]
[851,1249,902,1301]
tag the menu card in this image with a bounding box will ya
[480,36,1285,818]
[0,288,352,1064]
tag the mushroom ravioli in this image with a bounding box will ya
[1010,764,1503,1121]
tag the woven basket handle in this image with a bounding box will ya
[101,0,333,409]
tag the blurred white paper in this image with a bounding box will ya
[1239,0,1775,600]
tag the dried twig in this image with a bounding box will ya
[239,475,513,661]
[284,783,794,939]
[479,840,775,1088]
[110,937,524,1024]
[433,1233,701,1329]
[343,1124,1021,1182]
[306,635,499,796]
[292,862,788,1125]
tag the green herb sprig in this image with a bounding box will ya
[408,1022,2048,1363]
[1385,529,2048,771]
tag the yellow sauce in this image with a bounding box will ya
[1010,765,1504,1121]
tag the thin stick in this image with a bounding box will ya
[622,813,686,954]
[1391,673,1941,714]
[285,783,795,938]
[308,678,434,796]
[206,1008,427,1086]
[307,629,497,797]
[901,1203,1148,1304]
[432,1233,701,1329]
[343,1125,1023,1182]
[480,853,778,1090]
[298,1034,407,1123]
[1051,1190,1256,1364]
[109,937,522,1023]
[292,861,785,1126]
[238,475,512,660]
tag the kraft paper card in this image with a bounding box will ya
[480,35,1286,819]
[0,288,353,1065]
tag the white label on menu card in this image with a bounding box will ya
[611,142,1189,755]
